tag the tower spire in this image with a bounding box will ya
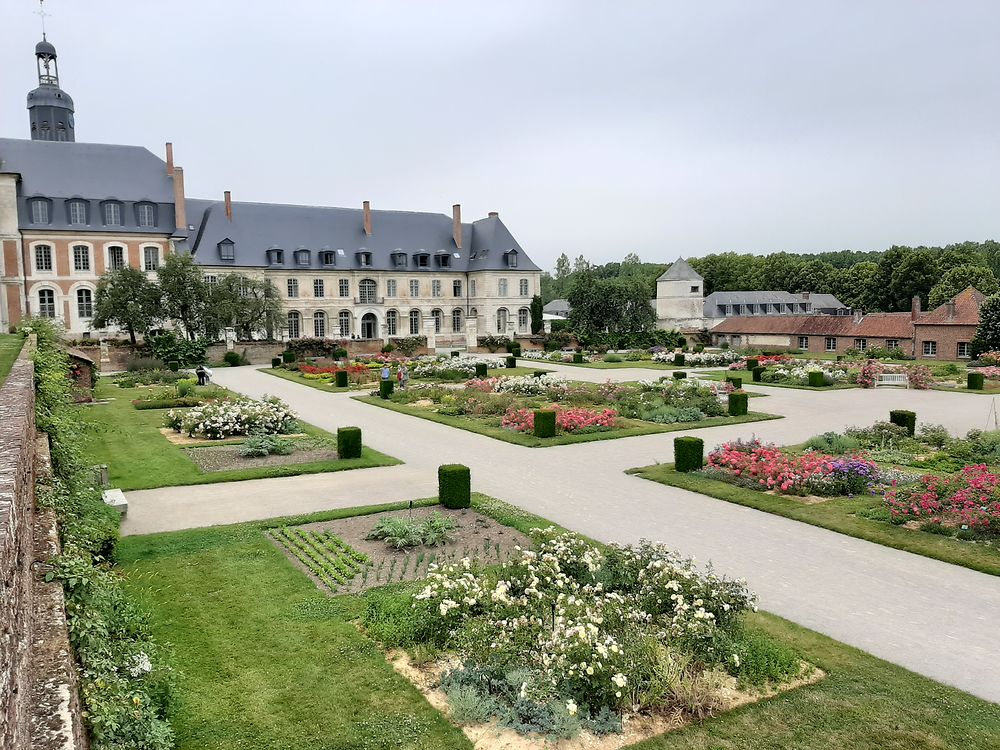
[26,5,76,142]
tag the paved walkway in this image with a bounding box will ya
[125,365,1000,703]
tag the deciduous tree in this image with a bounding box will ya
[929,265,999,309]
[92,267,161,344]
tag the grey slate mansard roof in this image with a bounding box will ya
[186,199,540,273]
[0,138,177,233]
[704,290,848,311]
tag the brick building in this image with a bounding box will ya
[912,287,984,360]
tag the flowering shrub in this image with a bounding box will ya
[412,355,501,378]
[977,366,1000,380]
[978,351,1000,366]
[885,464,1000,533]
[728,354,790,370]
[904,364,933,390]
[856,359,884,388]
[167,396,297,439]
[502,406,618,433]
[653,349,741,367]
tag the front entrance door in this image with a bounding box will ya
[361,313,377,339]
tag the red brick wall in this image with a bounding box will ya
[914,324,976,361]
[802,335,914,357]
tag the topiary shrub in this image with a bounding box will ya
[807,371,825,388]
[506,356,516,368]
[968,372,985,390]
[746,357,759,370]
[728,392,748,416]
[335,370,349,388]
[674,436,704,472]
[451,350,460,358]
[379,379,394,399]
[438,464,471,509]
[333,347,348,359]
[672,371,687,380]
[726,376,743,389]
[573,353,584,364]
[475,362,488,378]
[508,342,521,356]
[533,370,547,378]
[167,360,180,372]
[889,409,916,436]
[271,357,281,368]
[534,409,556,438]
[282,350,296,363]
[673,353,685,366]
[751,366,764,382]
[337,426,362,459]
[223,351,243,367]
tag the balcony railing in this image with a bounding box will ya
[354,296,385,305]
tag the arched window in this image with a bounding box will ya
[77,289,94,319]
[314,311,326,338]
[30,199,50,224]
[361,313,377,339]
[518,307,530,332]
[35,244,53,272]
[68,200,88,226]
[496,307,509,333]
[38,288,56,318]
[452,308,463,333]
[432,309,443,334]
[386,309,398,336]
[409,309,421,335]
[135,203,156,228]
[108,246,125,271]
[286,311,301,339]
[339,310,351,336]
[143,246,159,271]
[359,278,377,304]
[102,201,122,226]
[469,307,477,318]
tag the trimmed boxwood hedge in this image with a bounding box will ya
[438,464,471,509]
[450,350,460,358]
[746,357,759,370]
[506,356,517,368]
[968,372,985,390]
[533,370,547,378]
[534,409,556,438]
[475,362,488,378]
[751,366,764,382]
[271,357,281,368]
[672,371,687,380]
[379,379,394,399]
[335,370,349,388]
[282,350,296,363]
[726,376,743,389]
[167,360,180,372]
[728,392,749,416]
[807,371,825,387]
[890,409,916,436]
[673,353,685,366]
[337,426,362,459]
[573,353,584,364]
[674,436,704,472]
[132,397,204,410]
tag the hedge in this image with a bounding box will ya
[335,370,349,388]
[223,351,243,367]
[672,371,687,380]
[807,371,825,388]
[337,426,362,459]
[728,392,748,416]
[533,370,547,378]
[132,397,204,410]
[438,464,471,509]
[475,362,488,378]
[506,356,517,368]
[726,376,743,389]
[673,353,685,366]
[968,372,985,390]
[534,409,556,438]
[167,360,180,372]
[573,353,584,364]
[282,350,296,363]
[379,379,394,399]
[271,357,281,368]
[751,366,764,382]
[746,357,759,370]
[451,350,460,358]
[890,409,916,436]
[674,436,704,472]
[509,343,522,356]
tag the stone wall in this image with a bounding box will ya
[0,343,36,750]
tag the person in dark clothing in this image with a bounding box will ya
[195,365,207,386]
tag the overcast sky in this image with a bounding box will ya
[2,1,997,271]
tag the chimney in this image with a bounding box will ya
[853,308,863,324]
[224,190,233,221]
[911,295,921,321]
[946,300,957,320]
[172,166,187,232]
[488,211,498,218]
[363,200,372,236]
[801,291,810,300]
[165,142,174,176]
[452,203,462,249]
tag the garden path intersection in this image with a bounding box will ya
[125,365,1000,704]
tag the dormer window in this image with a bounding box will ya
[67,199,88,225]
[392,252,408,268]
[29,198,50,224]
[436,253,451,268]
[356,252,373,267]
[135,202,157,228]
[505,249,518,268]
[295,248,311,266]
[102,201,123,226]
[218,239,235,261]
[321,251,336,266]
[267,247,285,265]
[415,253,430,268]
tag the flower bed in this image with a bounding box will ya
[502,406,618,433]
[885,465,1000,535]
[653,349,742,367]
[166,395,298,439]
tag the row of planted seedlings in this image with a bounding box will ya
[272,526,371,592]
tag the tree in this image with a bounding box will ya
[972,295,1000,356]
[205,274,284,340]
[567,271,655,344]
[832,261,881,311]
[92,267,161,344]
[887,249,939,311]
[157,253,209,339]
[529,294,544,334]
[929,265,999,309]
[554,253,571,282]
[572,254,590,273]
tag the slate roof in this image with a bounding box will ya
[916,287,986,326]
[187,200,539,273]
[543,299,571,314]
[712,312,913,339]
[657,257,702,281]
[704,290,848,317]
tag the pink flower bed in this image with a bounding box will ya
[707,441,877,494]
[978,366,1000,380]
[501,406,618,433]
[465,378,500,393]
[885,464,1000,532]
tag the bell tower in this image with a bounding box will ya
[26,3,75,141]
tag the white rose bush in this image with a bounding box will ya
[166,395,298,439]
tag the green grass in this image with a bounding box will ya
[78,380,400,490]
[117,497,1000,750]
[355,395,781,447]
[262,366,369,392]
[629,464,1000,576]
[931,382,1000,395]
[696,370,859,391]
[0,334,25,385]
[522,357,680,370]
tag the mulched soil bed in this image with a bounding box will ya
[186,444,339,472]
[271,506,533,595]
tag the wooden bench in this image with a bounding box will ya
[875,372,909,388]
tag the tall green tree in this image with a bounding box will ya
[529,294,544,334]
[92,267,161,344]
[205,274,284,340]
[157,253,209,339]
[972,295,1000,356]
[929,265,999,308]
[887,249,939,311]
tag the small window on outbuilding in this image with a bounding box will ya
[505,250,518,268]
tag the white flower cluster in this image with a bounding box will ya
[492,373,566,395]
[769,360,850,384]
[654,350,742,367]
[411,355,502,378]
[128,651,152,677]
[169,395,297,439]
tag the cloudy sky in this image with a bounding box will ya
[2,1,997,271]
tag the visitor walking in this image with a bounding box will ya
[380,364,391,382]
[399,363,409,389]
[195,364,207,386]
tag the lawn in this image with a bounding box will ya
[0,333,24,385]
[263,366,371,392]
[78,379,399,490]
[117,497,1000,750]
[356,395,780,447]
[629,464,1000,576]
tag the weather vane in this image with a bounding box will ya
[35,0,49,40]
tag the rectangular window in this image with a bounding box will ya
[387,279,397,297]
[108,246,125,271]
[470,280,477,297]
[339,279,349,297]
[417,255,429,268]
[853,338,867,351]
[103,202,122,226]
[77,289,94,318]
[453,280,462,297]
[520,278,529,296]
[204,274,218,286]
[313,279,325,298]
[957,342,972,359]
[690,285,700,293]
[825,337,837,352]
[137,204,155,227]
[143,246,159,271]
[35,245,53,272]
[923,340,937,357]
[797,336,809,349]
[73,245,90,272]
[287,279,299,298]
[69,201,87,225]
[31,200,49,224]
[498,279,508,296]
[409,279,419,297]
[886,339,900,350]
[432,280,442,297]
